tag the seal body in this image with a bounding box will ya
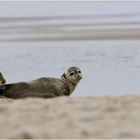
[0,67,82,99]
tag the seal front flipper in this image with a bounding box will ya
[0,84,13,96]
[0,82,29,98]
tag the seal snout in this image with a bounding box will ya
[77,72,82,80]
[77,69,82,80]
[77,74,82,80]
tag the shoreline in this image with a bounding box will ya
[1,30,140,42]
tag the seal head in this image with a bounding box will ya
[61,66,82,86]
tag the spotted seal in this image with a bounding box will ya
[0,67,82,98]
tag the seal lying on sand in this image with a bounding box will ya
[0,72,6,85]
[0,67,82,99]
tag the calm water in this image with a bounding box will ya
[0,40,140,96]
[0,2,140,96]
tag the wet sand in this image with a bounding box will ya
[0,96,140,139]
[1,15,140,41]
[1,27,140,42]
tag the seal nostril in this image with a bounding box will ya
[77,75,82,79]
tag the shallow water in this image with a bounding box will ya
[1,2,140,96]
[0,40,140,96]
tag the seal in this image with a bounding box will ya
[0,67,82,98]
[0,72,6,86]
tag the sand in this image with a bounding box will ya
[0,96,139,139]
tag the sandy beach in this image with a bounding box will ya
[0,96,140,139]
[0,2,140,139]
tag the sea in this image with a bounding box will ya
[0,1,140,96]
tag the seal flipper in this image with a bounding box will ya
[0,84,13,96]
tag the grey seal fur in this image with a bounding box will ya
[0,72,6,85]
[0,67,82,99]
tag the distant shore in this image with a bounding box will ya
[1,15,140,42]
[1,29,140,42]
[0,96,140,138]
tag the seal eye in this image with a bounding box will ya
[70,72,74,76]
[78,71,81,73]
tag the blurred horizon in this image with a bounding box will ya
[0,1,140,41]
